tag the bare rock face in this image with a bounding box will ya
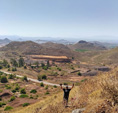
[72,108,85,113]
[78,40,87,43]
[94,66,110,72]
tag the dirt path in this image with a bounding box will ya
[1,70,71,87]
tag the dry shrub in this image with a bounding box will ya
[75,68,118,113]
[84,100,112,113]
[39,103,65,113]
[100,73,118,106]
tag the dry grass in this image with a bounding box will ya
[74,68,118,113]
[9,86,78,113]
[8,67,118,113]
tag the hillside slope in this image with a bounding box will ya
[68,40,106,51]
[9,67,118,113]
[0,41,73,58]
[9,87,78,113]
[90,47,118,65]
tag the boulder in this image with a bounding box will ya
[72,108,85,113]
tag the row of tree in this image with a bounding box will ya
[0,57,25,69]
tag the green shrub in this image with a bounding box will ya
[24,66,27,69]
[5,84,11,89]
[20,88,26,94]
[37,75,42,81]
[14,85,20,91]
[0,71,3,75]
[43,66,48,70]
[40,82,44,87]
[78,72,82,76]
[38,74,47,81]
[45,85,48,90]
[1,76,8,83]
[12,67,17,71]
[8,74,14,79]
[12,89,16,93]
[30,95,33,99]
[4,106,13,111]
[63,83,68,85]
[20,94,28,98]
[45,91,50,95]
[22,103,30,107]
[0,102,6,107]
[57,67,61,71]
[22,76,28,81]
[42,74,47,80]
[30,89,37,94]
[71,67,74,70]
[9,96,15,102]
[53,85,57,88]
[0,65,3,69]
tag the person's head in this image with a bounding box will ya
[66,85,68,89]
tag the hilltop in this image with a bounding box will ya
[68,40,106,52]
[0,41,73,58]
[0,38,11,47]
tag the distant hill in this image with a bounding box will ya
[68,40,107,51]
[35,39,74,45]
[0,41,73,58]
[0,38,11,44]
[90,47,118,65]
[92,41,118,49]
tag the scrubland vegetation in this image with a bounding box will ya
[25,67,118,113]
[0,41,118,113]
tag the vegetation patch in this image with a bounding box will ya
[30,89,37,94]
[75,49,89,52]
[4,106,13,111]
[19,94,28,98]
[22,103,30,107]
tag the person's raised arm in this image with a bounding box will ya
[60,84,63,90]
[71,83,74,89]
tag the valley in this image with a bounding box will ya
[0,40,117,113]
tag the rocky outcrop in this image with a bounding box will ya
[72,108,85,113]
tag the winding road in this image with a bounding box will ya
[0,70,71,87]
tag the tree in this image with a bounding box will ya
[20,88,26,94]
[22,76,28,82]
[3,59,9,67]
[34,61,39,67]
[1,76,8,83]
[47,60,50,67]
[0,65,3,69]
[12,67,17,71]
[10,59,18,67]
[42,74,47,80]
[19,57,25,67]
[78,72,82,76]
[41,63,45,67]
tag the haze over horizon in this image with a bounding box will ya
[0,0,118,41]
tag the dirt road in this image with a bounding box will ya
[1,70,71,87]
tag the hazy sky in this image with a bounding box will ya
[0,0,118,40]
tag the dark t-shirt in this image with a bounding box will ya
[63,88,71,99]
